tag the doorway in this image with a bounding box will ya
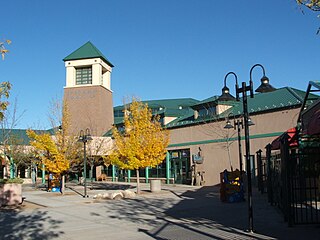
[169,149,191,184]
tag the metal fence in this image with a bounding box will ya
[289,147,320,225]
[261,136,320,226]
[256,150,268,194]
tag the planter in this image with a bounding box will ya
[0,183,23,206]
[150,179,161,193]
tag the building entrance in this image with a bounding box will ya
[169,149,191,184]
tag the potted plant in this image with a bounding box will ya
[0,178,24,206]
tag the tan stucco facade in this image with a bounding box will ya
[168,108,300,185]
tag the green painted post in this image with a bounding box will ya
[166,152,170,184]
[145,167,149,183]
[112,165,116,182]
[127,170,131,183]
[42,164,45,184]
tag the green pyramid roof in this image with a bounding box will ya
[63,41,114,67]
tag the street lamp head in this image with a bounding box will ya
[219,86,236,101]
[78,130,85,142]
[249,64,276,94]
[224,119,234,129]
[85,128,93,141]
[247,117,255,126]
[255,75,276,93]
[218,72,238,101]
[78,129,93,142]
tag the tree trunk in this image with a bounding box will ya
[61,175,65,195]
[90,164,94,181]
[47,172,50,191]
[90,164,94,189]
[136,169,141,194]
[14,163,18,178]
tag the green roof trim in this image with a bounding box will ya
[63,41,114,67]
[168,131,284,148]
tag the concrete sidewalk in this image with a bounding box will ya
[0,182,319,240]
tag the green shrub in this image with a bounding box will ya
[0,178,24,184]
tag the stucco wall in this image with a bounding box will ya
[168,108,300,185]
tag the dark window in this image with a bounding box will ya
[76,67,92,85]
[149,161,166,178]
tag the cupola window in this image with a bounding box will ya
[76,67,92,85]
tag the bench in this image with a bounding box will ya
[124,177,175,184]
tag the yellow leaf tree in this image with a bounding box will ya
[27,102,80,190]
[27,129,70,175]
[0,82,11,121]
[0,39,11,60]
[107,98,169,194]
[0,39,12,125]
[297,0,320,11]
[52,101,81,173]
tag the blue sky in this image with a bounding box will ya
[1,0,319,129]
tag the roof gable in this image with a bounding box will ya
[63,41,114,67]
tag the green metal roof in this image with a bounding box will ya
[103,129,113,137]
[114,116,124,125]
[229,87,304,116]
[0,129,29,145]
[110,87,313,130]
[166,87,314,128]
[113,98,199,118]
[0,129,50,145]
[190,96,219,109]
[63,41,114,67]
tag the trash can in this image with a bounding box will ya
[150,179,161,193]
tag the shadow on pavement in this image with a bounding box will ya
[100,185,320,240]
[147,186,264,240]
[0,206,64,239]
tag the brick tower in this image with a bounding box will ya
[63,41,114,136]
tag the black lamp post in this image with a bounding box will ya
[78,128,92,198]
[220,64,275,233]
[239,78,254,232]
[224,114,254,185]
